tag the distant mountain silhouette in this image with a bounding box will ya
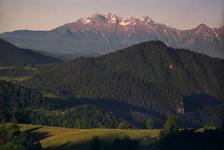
[0,39,62,66]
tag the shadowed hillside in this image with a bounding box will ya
[0,39,62,66]
[23,41,224,128]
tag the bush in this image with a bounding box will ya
[146,117,154,129]
[75,118,85,129]
[117,121,131,129]
[0,124,43,150]
[160,115,177,138]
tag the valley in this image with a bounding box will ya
[0,40,223,130]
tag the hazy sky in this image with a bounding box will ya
[0,0,223,32]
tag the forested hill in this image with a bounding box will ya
[0,39,62,66]
[24,41,224,125]
[0,80,120,128]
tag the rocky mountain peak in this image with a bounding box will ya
[194,23,213,35]
[78,13,155,27]
[1,13,223,59]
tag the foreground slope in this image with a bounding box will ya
[0,39,62,66]
[24,41,224,127]
[19,124,224,150]
[19,124,160,150]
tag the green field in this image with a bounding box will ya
[0,76,31,81]
[0,66,36,82]
[40,90,65,98]
[19,124,161,150]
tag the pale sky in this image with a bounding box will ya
[0,0,223,33]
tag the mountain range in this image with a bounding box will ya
[0,13,223,59]
[23,41,224,127]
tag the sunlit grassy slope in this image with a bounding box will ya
[0,66,36,82]
[0,76,31,81]
[19,124,160,150]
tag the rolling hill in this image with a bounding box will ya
[19,124,160,150]
[17,124,224,150]
[0,39,62,66]
[23,41,224,128]
[0,80,121,128]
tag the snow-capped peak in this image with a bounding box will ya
[78,13,156,27]
[106,13,121,24]
[80,13,107,24]
[120,18,132,26]
[194,23,214,36]
[140,16,154,24]
[82,18,91,24]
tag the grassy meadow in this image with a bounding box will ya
[19,124,160,150]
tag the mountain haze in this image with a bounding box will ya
[0,39,62,66]
[0,13,223,58]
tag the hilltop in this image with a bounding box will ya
[23,41,224,128]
